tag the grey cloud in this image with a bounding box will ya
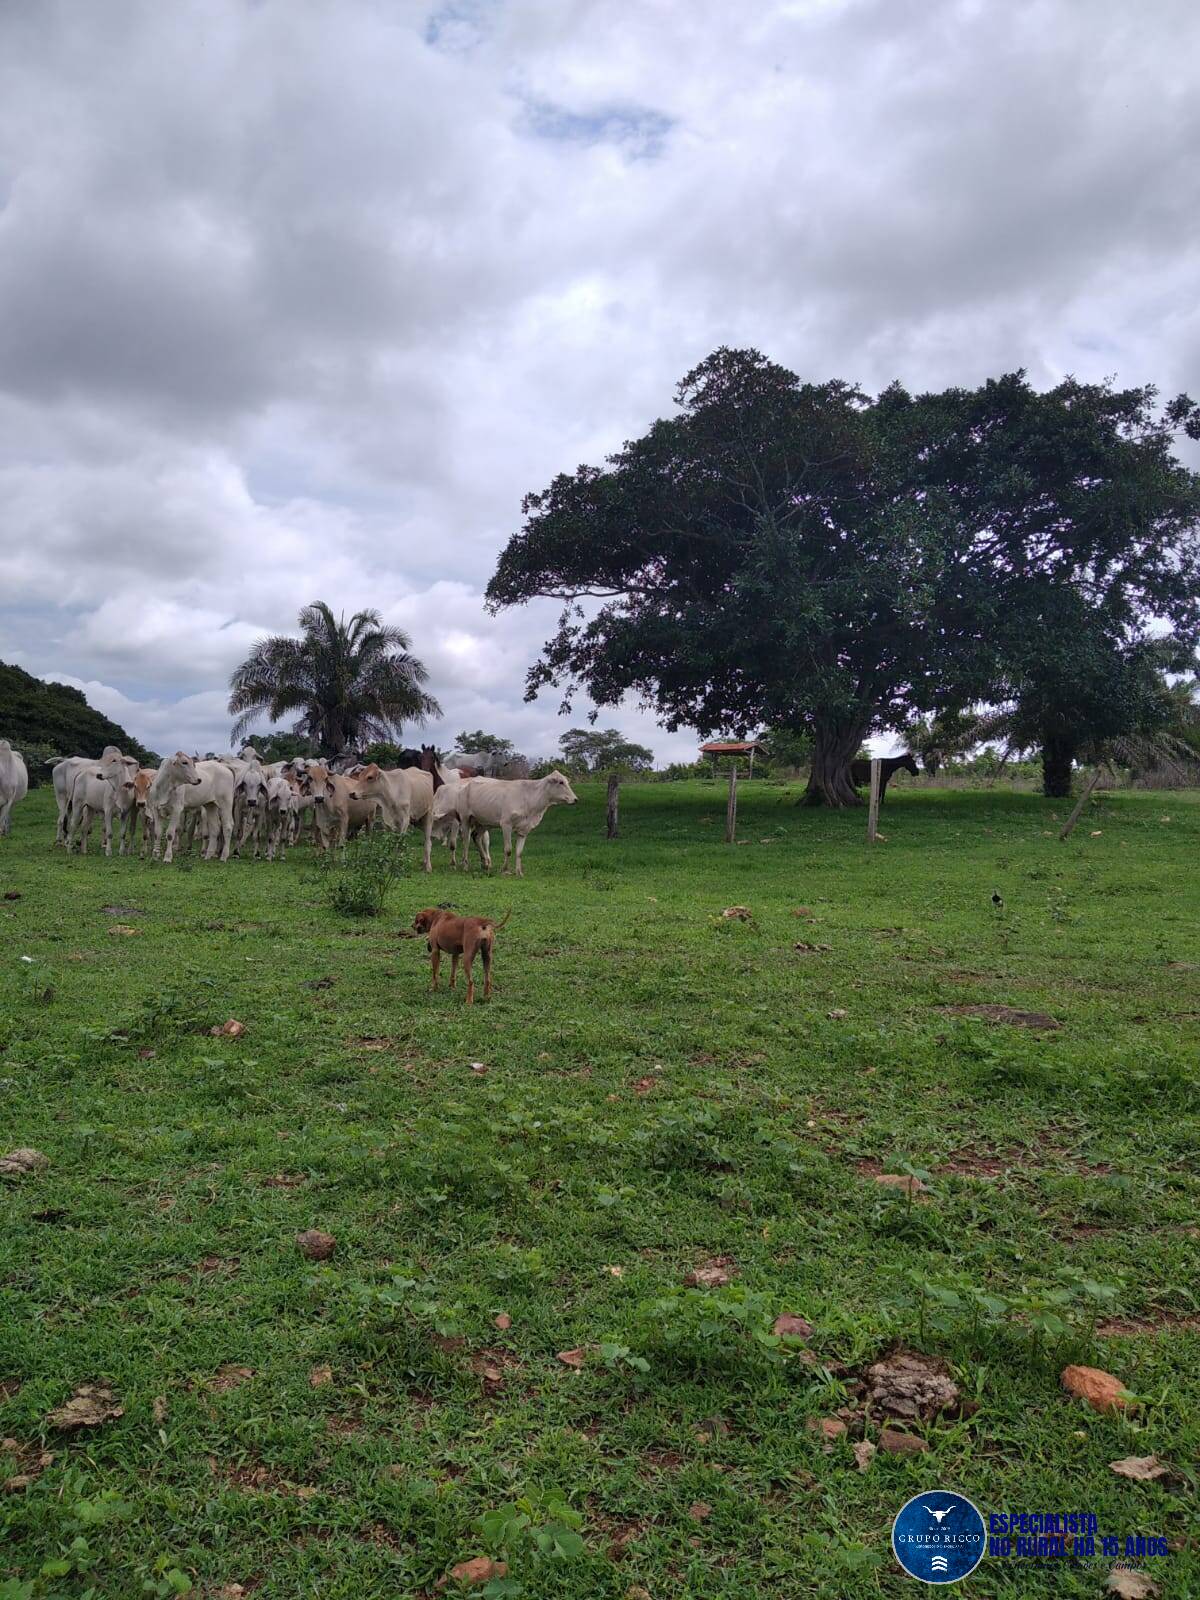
[1,0,1196,758]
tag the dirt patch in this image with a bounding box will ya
[209,1457,318,1499]
[1096,1312,1200,1338]
[935,1004,1061,1029]
[939,1149,1011,1178]
[324,1415,363,1437]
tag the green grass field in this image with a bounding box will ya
[1,780,1197,1598]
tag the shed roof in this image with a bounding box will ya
[700,740,763,753]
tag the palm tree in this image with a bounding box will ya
[228,603,440,757]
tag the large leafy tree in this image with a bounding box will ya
[487,348,996,805]
[489,351,1200,804]
[228,602,439,757]
[903,377,1200,795]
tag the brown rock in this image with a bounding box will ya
[1109,1455,1170,1482]
[807,1417,846,1451]
[853,1439,876,1471]
[448,1556,507,1586]
[684,1263,732,1289]
[878,1428,929,1454]
[1061,1365,1136,1414]
[0,1148,48,1177]
[296,1229,336,1260]
[773,1313,813,1339]
[873,1173,927,1196]
[556,1347,587,1369]
[494,1313,512,1330]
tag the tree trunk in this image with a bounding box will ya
[803,720,868,807]
[606,773,620,839]
[1041,735,1075,798]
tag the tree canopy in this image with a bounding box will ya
[453,730,517,759]
[0,660,154,764]
[488,349,1200,803]
[228,602,439,758]
[557,727,654,774]
[236,729,313,763]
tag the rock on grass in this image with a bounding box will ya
[1061,1365,1136,1414]
[0,1149,48,1178]
[47,1383,123,1431]
[296,1229,336,1260]
[866,1350,960,1420]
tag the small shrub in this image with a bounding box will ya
[316,828,409,916]
[631,1284,794,1371]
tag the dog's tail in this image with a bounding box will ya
[487,908,512,932]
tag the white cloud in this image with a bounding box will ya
[1,0,1197,759]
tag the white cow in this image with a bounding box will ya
[52,748,137,845]
[296,763,382,852]
[429,768,492,869]
[67,763,138,855]
[0,741,29,837]
[149,752,235,863]
[220,758,270,857]
[454,771,577,876]
[264,774,297,861]
[445,749,507,777]
[344,764,437,871]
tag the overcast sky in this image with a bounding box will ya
[1,0,1197,761]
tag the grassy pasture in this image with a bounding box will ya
[0,779,1197,1598]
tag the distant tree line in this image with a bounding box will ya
[487,348,1200,801]
[0,659,155,782]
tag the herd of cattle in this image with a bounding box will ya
[0,739,579,876]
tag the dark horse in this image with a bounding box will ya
[850,752,920,802]
[396,745,445,792]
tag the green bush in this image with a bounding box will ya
[315,828,409,916]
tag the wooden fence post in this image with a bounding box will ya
[1058,767,1103,841]
[867,758,881,844]
[725,761,738,843]
[606,773,620,839]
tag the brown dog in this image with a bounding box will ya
[412,908,511,1004]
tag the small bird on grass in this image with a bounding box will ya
[991,891,1004,908]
